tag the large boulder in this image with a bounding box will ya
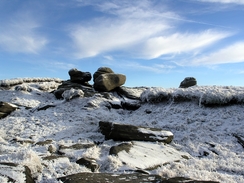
[179,77,197,88]
[94,73,126,92]
[0,101,17,119]
[99,121,173,143]
[93,67,114,82]
[68,68,92,84]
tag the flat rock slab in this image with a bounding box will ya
[58,173,219,183]
[99,121,173,143]
[58,173,163,183]
[112,141,189,170]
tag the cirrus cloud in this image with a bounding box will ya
[0,13,47,54]
[199,0,244,4]
[192,41,244,65]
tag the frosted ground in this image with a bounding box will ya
[0,78,244,183]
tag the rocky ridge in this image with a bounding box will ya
[0,68,244,182]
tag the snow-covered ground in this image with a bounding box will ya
[0,78,244,183]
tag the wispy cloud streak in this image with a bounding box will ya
[0,13,47,54]
[199,0,244,5]
[192,42,244,65]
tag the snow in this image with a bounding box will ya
[0,78,244,182]
[116,141,189,169]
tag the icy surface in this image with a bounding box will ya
[0,79,244,182]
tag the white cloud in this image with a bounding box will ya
[70,17,170,59]
[192,42,244,65]
[140,30,231,59]
[0,13,47,54]
[199,0,244,4]
[70,0,178,59]
[70,1,232,60]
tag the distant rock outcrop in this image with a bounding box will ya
[179,77,197,88]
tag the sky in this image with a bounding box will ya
[0,0,244,88]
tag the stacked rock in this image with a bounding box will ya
[68,68,91,85]
[93,67,126,92]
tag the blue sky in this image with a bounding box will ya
[0,0,244,87]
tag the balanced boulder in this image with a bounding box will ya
[93,67,114,82]
[94,73,126,92]
[68,68,91,84]
[179,77,197,88]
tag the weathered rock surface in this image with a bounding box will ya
[53,80,95,99]
[109,141,189,170]
[0,162,34,183]
[179,77,197,88]
[99,121,173,143]
[93,67,114,82]
[68,68,92,84]
[94,73,126,92]
[76,157,99,172]
[0,101,17,119]
[58,172,219,183]
[116,86,148,100]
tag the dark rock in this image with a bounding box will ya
[108,102,122,109]
[233,133,244,148]
[58,143,95,155]
[121,101,141,111]
[116,86,148,100]
[99,121,173,143]
[144,109,152,114]
[36,139,53,146]
[59,143,95,150]
[58,172,163,183]
[42,155,67,161]
[15,85,32,92]
[0,162,34,183]
[94,73,126,92]
[109,143,133,155]
[93,67,114,82]
[53,80,95,99]
[58,173,219,183]
[0,101,17,119]
[76,157,99,172]
[37,104,56,111]
[179,77,197,88]
[68,68,92,84]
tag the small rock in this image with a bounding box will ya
[48,144,57,153]
[76,157,99,172]
[179,77,197,88]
